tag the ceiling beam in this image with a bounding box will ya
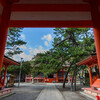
[83,0,91,2]
[9,20,93,28]
[0,0,6,7]
[0,0,19,7]
[11,4,91,12]
[8,0,19,2]
[0,15,1,23]
[83,0,100,4]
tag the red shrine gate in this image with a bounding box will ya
[0,0,100,89]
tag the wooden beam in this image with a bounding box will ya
[0,0,6,7]
[9,20,93,28]
[8,0,19,2]
[0,0,19,7]
[83,0,91,2]
[11,4,91,12]
[83,0,100,5]
[0,15,1,23]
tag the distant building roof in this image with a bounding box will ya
[76,54,97,66]
[3,55,20,66]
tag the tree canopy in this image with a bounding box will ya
[33,28,95,77]
[5,28,27,57]
[1,61,32,77]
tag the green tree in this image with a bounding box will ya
[33,28,95,90]
[33,51,65,77]
[2,61,32,80]
[5,28,27,57]
[53,28,95,89]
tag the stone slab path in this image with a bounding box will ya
[1,83,44,100]
[36,83,65,100]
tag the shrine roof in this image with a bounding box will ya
[3,55,20,66]
[76,54,97,66]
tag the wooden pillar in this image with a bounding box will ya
[88,67,92,86]
[0,1,12,73]
[3,65,8,87]
[56,73,58,82]
[43,77,45,83]
[93,29,100,74]
[37,75,39,83]
[90,0,100,74]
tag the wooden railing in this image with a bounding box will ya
[0,88,13,96]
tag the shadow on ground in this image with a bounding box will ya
[55,83,93,100]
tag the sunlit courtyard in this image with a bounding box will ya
[0,0,100,100]
[1,83,93,100]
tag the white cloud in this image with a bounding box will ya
[13,52,33,61]
[29,45,48,56]
[44,41,49,47]
[20,52,33,61]
[41,34,52,42]
[21,34,25,40]
[29,47,34,55]
[11,45,48,61]
[19,45,27,50]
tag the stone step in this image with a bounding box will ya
[82,88,100,97]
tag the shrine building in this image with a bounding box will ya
[0,55,19,96]
[77,54,100,97]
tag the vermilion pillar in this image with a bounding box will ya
[56,73,58,82]
[88,67,92,86]
[0,1,12,73]
[42,76,45,83]
[93,29,100,74]
[37,75,39,83]
[90,0,100,74]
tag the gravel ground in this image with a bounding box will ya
[55,83,93,100]
[1,83,45,100]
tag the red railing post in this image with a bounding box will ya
[96,95,99,100]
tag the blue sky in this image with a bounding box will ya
[13,28,55,61]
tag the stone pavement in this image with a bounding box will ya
[36,83,65,100]
[55,83,93,100]
[0,83,93,100]
[1,83,44,100]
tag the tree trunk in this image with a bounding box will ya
[74,66,77,91]
[63,61,74,88]
[71,66,76,91]
[82,70,83,78]
[71,71,75,91]
[63,66,71,88]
